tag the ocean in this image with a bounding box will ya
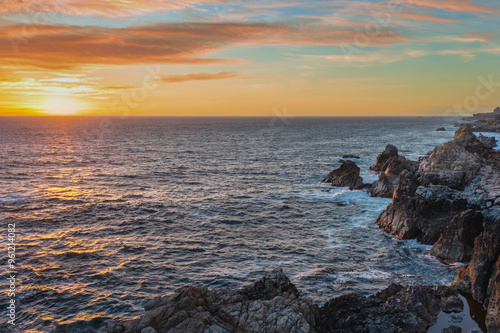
[0,116,463,332]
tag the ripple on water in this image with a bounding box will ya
[0,116,461,331]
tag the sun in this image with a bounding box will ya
[40,96,88,115]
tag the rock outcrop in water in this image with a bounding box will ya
[459,107,500,133]
[368,145,417,198]
[375,126,500,331]
[454,216,500,332]
[321,160,365,190]
[108,269,465,333]
[108,269,320,333]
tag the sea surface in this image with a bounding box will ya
[0,116,468,332]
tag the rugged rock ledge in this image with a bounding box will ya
[108,269,464,333]
[375,127,500,332]
[458,107,500,133]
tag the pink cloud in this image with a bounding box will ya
[0,22,409,69]
[0,0,226,17]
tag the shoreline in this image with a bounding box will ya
[106,111,500,333]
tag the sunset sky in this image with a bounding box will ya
[1,0,500,116]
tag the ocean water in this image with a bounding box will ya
[0,116,463,332]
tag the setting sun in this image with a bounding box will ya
[40,97,88,115]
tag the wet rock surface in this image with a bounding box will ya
[109,270,462,333]
[108,269,320,333]
[375,127,500,332]
[321,160,365,190]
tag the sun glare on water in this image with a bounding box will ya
[41,97,88,115]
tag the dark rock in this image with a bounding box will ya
[458,107,500,132]
[109,269,320,333]
[322,160,364,190]
[436,127,446,131]
[342,154,360,159]
[240,268,300,300]
[370,144,398,172]
[430,210,484,263]
[370,172,394,198]
[454,217,500,332]
[318,284,457,333]
[478,133,498,149]
[418,127,487,190]
[370,144,415,177]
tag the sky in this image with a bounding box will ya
[1,0,500,116]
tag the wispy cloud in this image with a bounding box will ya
[0,22,409,69]
[0,0,226,17]
[157,71,268,83]
[401,0,498,14]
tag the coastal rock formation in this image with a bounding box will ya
[418,126,489,190]
[376,127,497,245]
[370,144,415,177]
[342,154,360,159]
[368,145,417,198]
[478,133,498,149]
[108,270,463,333]
[459,107,500,132]
[436,127,446,131]
[370,172,394,198]
[319,284,459,333]
[454,216,500,332]
[375,126,500,331]
[321,160,364,190]
[108,269,320,333]
[429,209,483,263]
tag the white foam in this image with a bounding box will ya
[333,269,393,284]
[0,193,31,204]
[475,131,500,150]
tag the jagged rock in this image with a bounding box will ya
[111,270,463,333]
[370,144,416,179]
[370,172,394,198]
[454,217,500,332]
[321,160,364,190]
[436,127,446,131]
[318,284,458,333]
[458,107,500,132]
[418,127,487,190]
[342,154,360,159]
[109,269,320,333]
[375,182,469,244]
[373,127,500,332]
[371,144,398,171]
[478,133,498,149]
[240,268,300,300]
[430,210,483,263]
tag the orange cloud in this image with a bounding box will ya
[158,71,267,83]
[0,0,225,17]
[401,0,497,13]
[0,22,409,70]
[395,12,457,23]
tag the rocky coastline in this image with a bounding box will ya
[108,126,499,333]
[458,107,500,133]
